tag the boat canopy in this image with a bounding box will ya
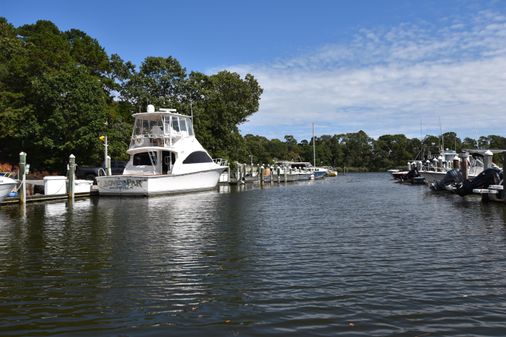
[130,111,194,149]
[132,113,193,138]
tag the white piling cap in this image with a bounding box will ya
[147,104,155,113]
[484,150,493,156]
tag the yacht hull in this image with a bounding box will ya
[96,167,225,196]
[0,177,17,200]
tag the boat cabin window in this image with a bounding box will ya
[161,115,194,136]
[180,118,187,132]
[183,151,213,164]
[134,119,142,136]
[171,117,180,132]
[186,118,194,136]
[143,120,151,135]
[133,117,163,137]
[133,152,157,166]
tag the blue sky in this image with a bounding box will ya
[2,0,506,141]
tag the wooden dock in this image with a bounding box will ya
[1,188,98,206]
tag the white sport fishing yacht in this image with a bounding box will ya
[97,105,226,196]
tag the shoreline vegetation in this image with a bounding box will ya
[1,18,505,176]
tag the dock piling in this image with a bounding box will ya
[68,154,76,201]
[19,152,27,205]
[460,151,469,181]
[484,150,493,169]
[106,155,111,176]
[452,155,460,170]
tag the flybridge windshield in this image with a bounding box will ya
[132,115,194,137]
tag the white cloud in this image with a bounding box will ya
[221,10,506,141]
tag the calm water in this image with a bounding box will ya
[1,173,506,337]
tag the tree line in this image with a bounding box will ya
[0,18,262,171]
[1,18,505,173]
[245,132,506,172]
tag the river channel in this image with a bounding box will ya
[1,173,506,336]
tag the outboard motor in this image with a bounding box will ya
[431,169,463,191]
[405,166,419,181]
[456,167,502,196]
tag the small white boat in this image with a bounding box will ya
[275,161,313,181]
[0,174,17,201]
[214,158,230,183]
[97,105,227,196]
[419,150,497,185]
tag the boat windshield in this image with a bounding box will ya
[166,116,193,136]
[130,113,195,148]
[133,116,163,137]
[132,115,194,138]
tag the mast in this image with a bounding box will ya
[312,123,316,167]
[439,116,444,153]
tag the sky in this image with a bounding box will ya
[2,0,506,141]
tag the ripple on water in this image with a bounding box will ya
[1,174,506,336]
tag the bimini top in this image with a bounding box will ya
[129,105,194,149]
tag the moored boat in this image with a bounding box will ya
[0,174,17,201]
[97,105,226,196]
[418,150,497,185]
[275,161,314,181]
[327,170,337,177]
[424,150,503,192]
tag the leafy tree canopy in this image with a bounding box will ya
[1,17,504,173]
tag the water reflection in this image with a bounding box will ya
[1,174,506,336]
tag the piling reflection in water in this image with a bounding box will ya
[1,174,506,336]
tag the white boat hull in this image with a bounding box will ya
[419,170,480,185]
[418,171,447,184]
[218,170,229,183]
[97,168,225,196]
[0,177,16,200]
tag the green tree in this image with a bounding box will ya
[284,135,300,161]
[244,134,270,164]
[122,56,186,110]
[267,138,288,161]
[29,65,108,169]
[187,71,262,160]
[341,130,373,169]
[16,20,73,82]
[372,134,414,170]
[461,137,477,150]
[441,131,461,152]
[65,29,110,75]
[0,18,37,162]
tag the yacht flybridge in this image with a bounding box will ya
[96,105,227,196]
